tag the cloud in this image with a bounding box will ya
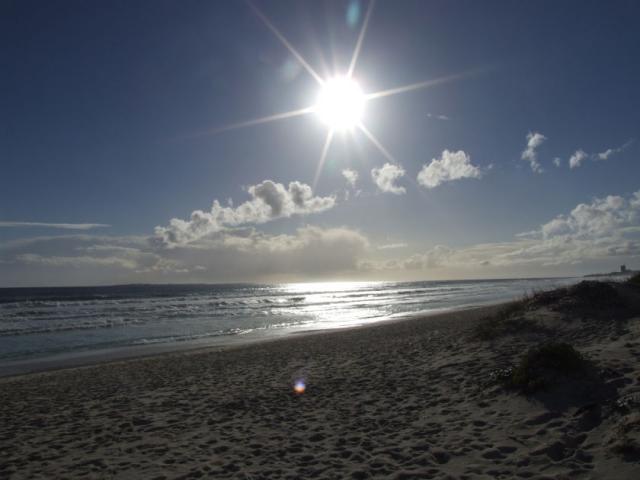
[417,150,482,188]
[402,245,454,269]
[503,191,640,265]
[597,149,616,161]
[342,169,358,187]
[16,253,137,269]
[521,132,546,173]
[427,113,450,121]
[218,225,369,276]
[154,180,336,247]
[569,149,588,169]
[377,243,408,250]
[0,222,109,230]
[371,163,406,194]
[540,194,633,239]
[565,140,633,170]
[595,139,634,161]
[4,189,640,285]
[0,226,370,286]
[0,234,169,283]
[526,139,633,172]
[366,189,640,274]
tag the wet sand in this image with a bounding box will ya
[1,283,640,479]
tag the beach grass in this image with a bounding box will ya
[509,342,588,393]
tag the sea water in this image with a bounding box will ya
[0,277,579,370]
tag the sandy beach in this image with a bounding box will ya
[2,280,640,479]
[4,0,639,478]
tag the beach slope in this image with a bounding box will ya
[2,280,640,479]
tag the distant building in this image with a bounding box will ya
[621,265,628,273]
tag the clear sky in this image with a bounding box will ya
[1,0,639,287]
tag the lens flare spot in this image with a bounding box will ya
[346,0,361,28]
[293,379,306,394]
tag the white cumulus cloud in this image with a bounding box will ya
[569,149,588,169]
[364,190,640,276]
[596,139,634,161]
[417,150,482,188]
[154,180,336,247]
[342,169,358,187]
[371,163,406,195]
[521,132,546,173]
[540,194,634,239]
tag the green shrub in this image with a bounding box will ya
[509,342,587,393]
[628,273,640,287]
[474,301,525,339]
[566,281,619,307]
[474,298,550,340]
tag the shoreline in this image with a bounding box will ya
[0,302,501,379]
[2,281,639,478]
[1,277,585,381]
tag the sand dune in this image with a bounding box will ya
[1,281,640,479]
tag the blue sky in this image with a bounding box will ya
[1,0,639,286]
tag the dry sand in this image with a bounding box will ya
[1,281,640,479]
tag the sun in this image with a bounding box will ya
[315,77,365,130]
[204,1,473,187]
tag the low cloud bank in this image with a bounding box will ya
[0,222,109,230]
[0,225,369,286]
[3,186,639,286]
[366,190,640,272]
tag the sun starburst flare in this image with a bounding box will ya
[197,0,481,186]
[315,77,365,130]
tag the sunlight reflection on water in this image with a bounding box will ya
[0,278,580,363]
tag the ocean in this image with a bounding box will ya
[0,277,579,374]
